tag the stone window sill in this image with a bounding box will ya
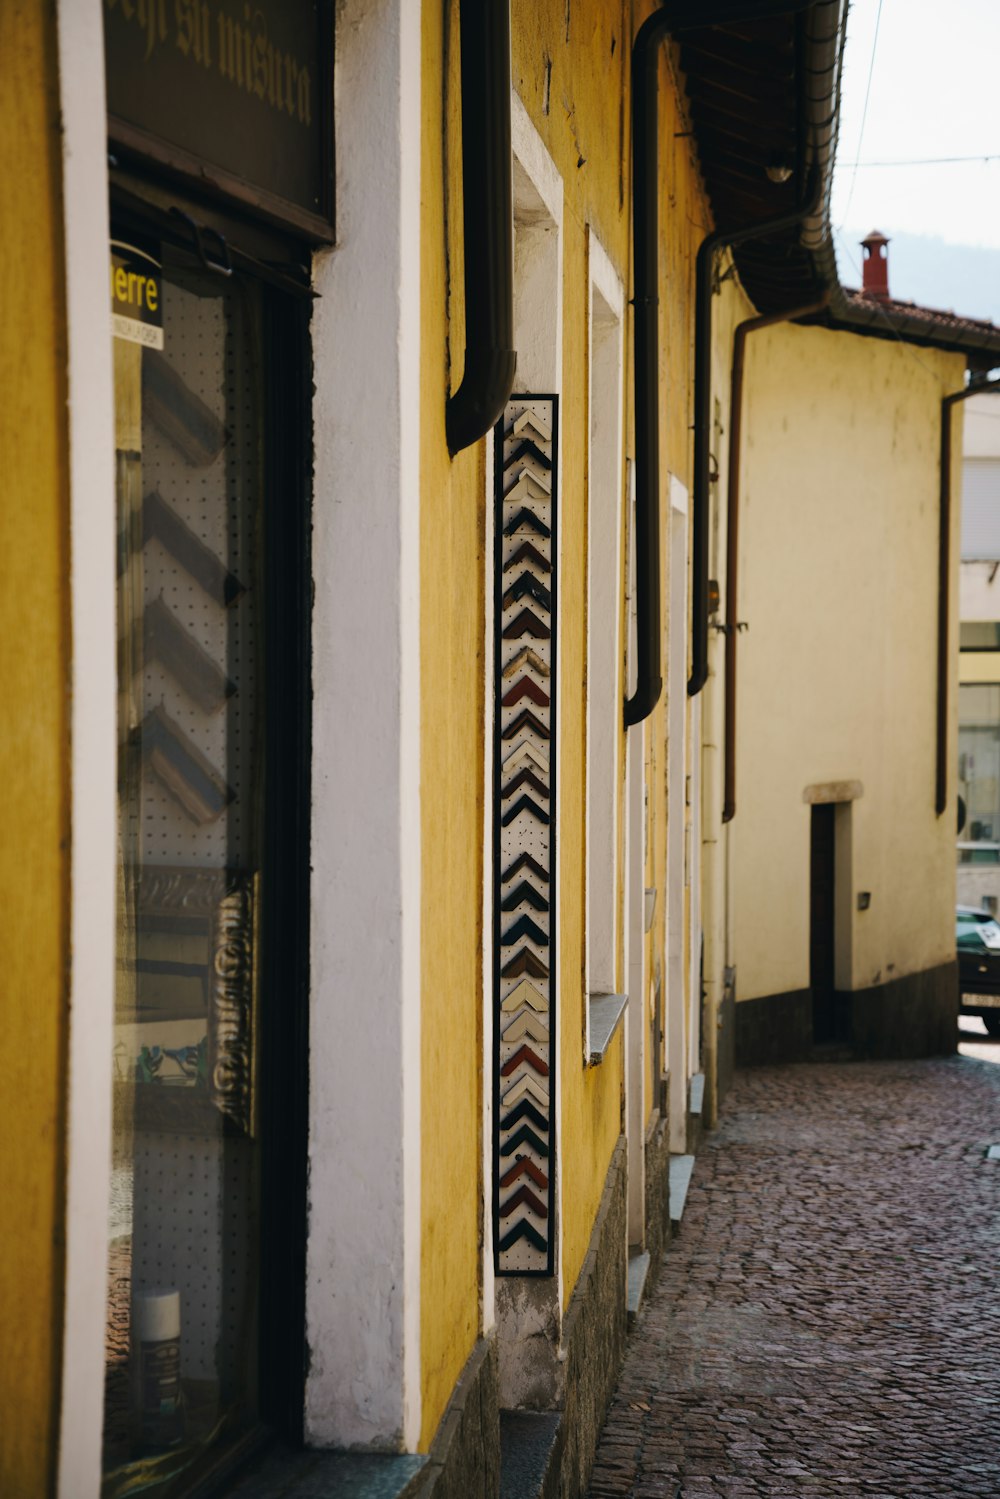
[587,992,627,1065]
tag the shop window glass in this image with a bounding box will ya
[959,621,1000,652]
[105,237,271,1491]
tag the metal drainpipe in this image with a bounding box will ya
[721,296,829,824]
[688,173,824,700]
[937,380,1000,815]
[446,0,517,457]
[625,0,820,728]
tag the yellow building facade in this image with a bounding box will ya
[2,4,730,1493]
[13,3,1000,1498]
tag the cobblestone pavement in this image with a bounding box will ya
[589,1048,1000,1498]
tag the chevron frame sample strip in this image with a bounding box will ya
[500,769,550,803]
[493,394,558,1276]
[501,1184,549,1219]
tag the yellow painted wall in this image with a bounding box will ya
[419,0,485,1449]
[514,0,624,1314]
[419,0,734,1431]
[0,3,71,1492]
[631,39,751,1142]
[697,273,753,1124]
[511,3,723,1310]
[733,323,964,1001]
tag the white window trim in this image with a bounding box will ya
[585,227,625,1052]
[666,476,690,1154]
[56,4,117,1494]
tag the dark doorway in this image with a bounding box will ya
[810,804,840,1043]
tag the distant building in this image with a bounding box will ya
[731,236,1000,1064]
[958,393,1000,911]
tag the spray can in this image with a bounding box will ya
[132,1288,184,1452]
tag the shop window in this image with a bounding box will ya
[959,683,1000,849]
[104,218,309,1492]
[960,621,1000,651]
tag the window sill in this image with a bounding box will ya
[587,992,627,1065]
[224,1443,429,1498]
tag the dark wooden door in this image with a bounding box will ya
[810,804,837,1043]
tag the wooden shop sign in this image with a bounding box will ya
[104,0,333,239]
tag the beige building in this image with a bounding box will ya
[729,238,1000,1065]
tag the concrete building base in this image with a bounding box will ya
[497,1136,627,1499]
[419,1335,500,1499]
[643,1110,671,1277]
[851,960,957,1058]
[717,974,736,1107]
[735,988,812,1066]
[735,960,959,1067]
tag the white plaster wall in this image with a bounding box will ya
[586,229,625,1002]
[733,323,963,1002]
[624,463,645,1243]
[307,0,423,1451]
[665,480,688,1151]
[511,94,563,399]
[698,273,747,1116]
[56,3,118,1493]
[962,392,1000,459]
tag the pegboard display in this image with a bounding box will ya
[106,252,264,1473]
[493,396,558,1277]
[131,274,259,870]
[132,1134,253,1384]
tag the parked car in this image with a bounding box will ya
[957,905,1000,1035]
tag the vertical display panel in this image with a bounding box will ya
[104,230,306,1491]
[493,396,558,1277]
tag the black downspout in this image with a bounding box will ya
[446,0,517,457]
[937,380,1000,815]
[688,172,822,698]
[625,0,817,728]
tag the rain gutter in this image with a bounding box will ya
[626,0,840,726]
[721,295,829,823]
[687,0,845,699]
[446,0,517,457]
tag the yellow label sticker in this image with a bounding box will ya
[110,240,164,350]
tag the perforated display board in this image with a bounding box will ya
[493,396,558,1277]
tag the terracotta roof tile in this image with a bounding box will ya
[844,288,1000,340]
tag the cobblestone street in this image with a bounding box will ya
[590,1040,1000,1498]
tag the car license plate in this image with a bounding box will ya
[966,993,1000,1007]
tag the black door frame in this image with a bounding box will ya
[109,184,313,1454]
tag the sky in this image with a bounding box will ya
[831,0,1000,322]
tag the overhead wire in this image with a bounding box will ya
[838,0,885,228]
[841,153,1000,168]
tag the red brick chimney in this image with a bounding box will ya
[861,230,890,300]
